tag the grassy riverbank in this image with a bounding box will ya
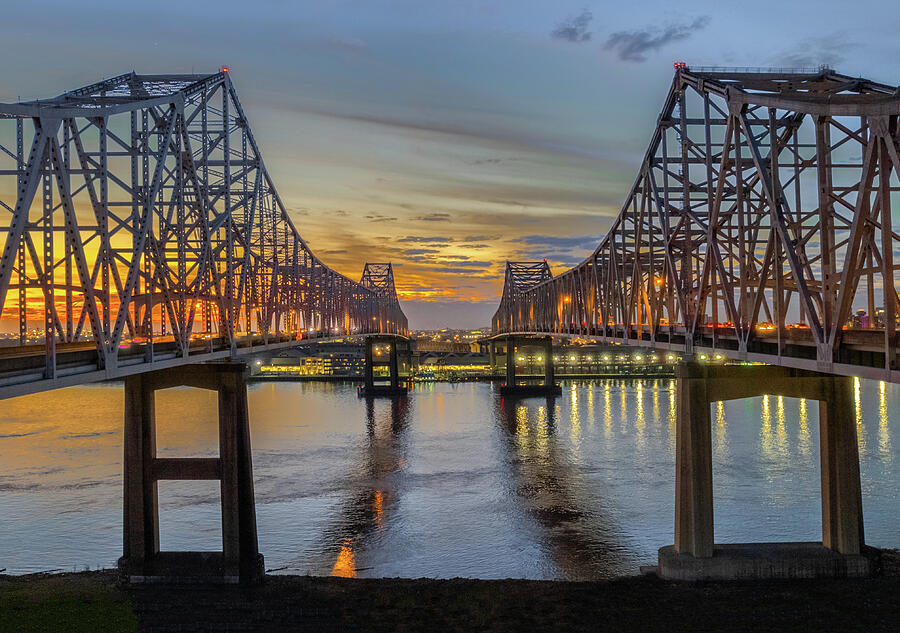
[0,571,138,632]
[3,551,900,632]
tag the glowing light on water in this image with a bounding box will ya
[331,538,357,578]
[760,395,773,465]
[516,405,529,443]
[635,381,646,448]
[652,381,660,424]
[855,377,866,456]
[603,382,612,437]
[798,398,811,459]
[667,379,677,449]
[714,400,728,459]
[879,381,892,461]
[775,395,788,459]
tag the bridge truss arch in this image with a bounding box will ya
[493,67,900,382]
[0,71,406,397]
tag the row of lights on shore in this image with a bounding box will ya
[515,352,725,363]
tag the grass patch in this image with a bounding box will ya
[0,570,138,633]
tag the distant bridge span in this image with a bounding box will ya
[493,67,900,384]
[0,71,406,399]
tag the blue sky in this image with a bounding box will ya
[2,0,898,327]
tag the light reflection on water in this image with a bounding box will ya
[0,378,897,578]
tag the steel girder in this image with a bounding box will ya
[492,67,900,383]
[359,263,406,335]
[0,71,406,396]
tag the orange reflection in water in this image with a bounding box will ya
[331,538,357,578]
[373,490,385,527]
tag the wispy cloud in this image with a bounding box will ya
[430,266,495,276]
[327,36,366,51]
[771,32,852,68]
[404,248,441,256]
[364,213,398,222]
[519,234,603,249]
[513,234,603,270]
[416,212,452,222]
[437,260,492,268]
[463,235,500,242]
[552,9,593,43]
[397,236,453,243]
[604,16,710,62]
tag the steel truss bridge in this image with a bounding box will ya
[493,67,900,383]
[0,71,406,399]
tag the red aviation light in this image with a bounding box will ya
[221,66,230,73]
[673,62,687,70]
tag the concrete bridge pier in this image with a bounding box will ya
[499,335,561,397]
[362,335,408,397]
[658,363,871,580]
[118,362,264,584]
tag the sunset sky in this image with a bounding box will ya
[2,0,898,327]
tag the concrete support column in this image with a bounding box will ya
[489,342,496,376]
[218,367,261,579]
[505,337,516,387]
[819,376,864,554]
[673,371,713,558]
[389,340,400,389]
[543,337,554,387]
[123,373,159,566]
[364,337,375,391]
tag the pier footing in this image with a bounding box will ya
[361,335,410,397]
[498,335,557,398]
[359,384,408,397]
[118,362,263,585]
[657,542,874,581]
[499,384,562,397]
[665,363,867,581]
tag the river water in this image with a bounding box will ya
[0,378,896,579]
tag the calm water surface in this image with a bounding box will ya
[0,379,897,579]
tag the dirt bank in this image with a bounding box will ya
[3,550,899,632]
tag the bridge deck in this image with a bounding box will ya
[491,326,896,383]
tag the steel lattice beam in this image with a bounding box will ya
[0,71,407,398]
[493,66,900,383]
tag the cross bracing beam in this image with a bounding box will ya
[0,71,407,399]
[492,67,900,383]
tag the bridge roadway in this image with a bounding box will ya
[487,325,895,383]
[0,332,362,399]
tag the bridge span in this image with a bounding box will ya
[493,67,900,384]
[0,71,407,399]
[0,70,411,582]
[490,67,900,579]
